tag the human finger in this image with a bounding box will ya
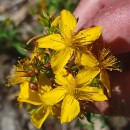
[83,0,130,54]
[74,0,118,31]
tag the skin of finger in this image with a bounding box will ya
[84,0,130,54]
[77,0,130,115]
[74,0,119,31]
[74,0,130,116]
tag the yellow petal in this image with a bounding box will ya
[78,87,107,101]
[55,69,75,86]
[60,9,77,40]
[51,15,60,27]
[51,48,73,74]
[18,81,42,105]
[100,70,111,97]
[37,34,65,50]
[80,52,98,67]
[41,87,67,105]
[31,105,50,129]
[75,26,102,45]
[76,67,100,85]
[61,95,80,123]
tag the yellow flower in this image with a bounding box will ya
[17,73,52,105]
[37,9,102,73]
[18,80,48,129]
[17,75,60,129]
[31,86,60,129]
[31,84,60,129]
[7,58,30,86]
[42,69,107,123]
[81,48,120,97]
[7,54,45,87]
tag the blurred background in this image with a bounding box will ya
[0,0,130,130]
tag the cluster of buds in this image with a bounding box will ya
[7,10,121,129]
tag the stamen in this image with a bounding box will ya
[98,48,119,71]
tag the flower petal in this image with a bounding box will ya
[76,67,100,85]
[37,34,65,50]
[55,69,75,86]
[51,15,60,27]
[51,48,73,74]
[78,87,107,101]
[100,70,111,97]
[61,95,80,123]
[60,9,77,40]
[41,87,67,105]
[75,26,102,45]
[18,81,42,105]
[31,105,50,129]
[80,52,98,67]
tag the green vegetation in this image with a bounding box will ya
[0,19,26,55]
